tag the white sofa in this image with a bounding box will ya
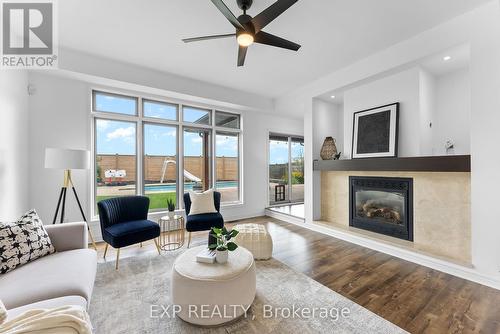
[0,222,97,320]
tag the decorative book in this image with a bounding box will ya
[196,248,216,264]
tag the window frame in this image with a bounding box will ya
[143,98,179,121]
[267,132,304,206]
[215,110,241,129]
[215,130,241,204]
[93,117,139,213]
[92,90,139,116]
[183,126,213,192]
[182,105,212,125]
[90,89,243,219]
[142,121,180,212]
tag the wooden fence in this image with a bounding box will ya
[96,155,237,182]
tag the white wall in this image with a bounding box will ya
[58,48,274,114]
[27,72,302,239]
[312,99,343,219]
[419,69,436,155]
[469,1,500,279]
[0,72,29,221]
[28,73,90,226]
[313,100,343,159]
[232,111,303,219]
[343,68,421,158]
[277,1,500,288]
[433,68,471,155]
[326,67,468,159]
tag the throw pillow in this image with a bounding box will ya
[189,189,217,215]
[0,209,55,274]
[0,299,6,325]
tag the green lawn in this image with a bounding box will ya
[96,192,177,210]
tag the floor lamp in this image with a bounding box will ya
[45,148,97,250]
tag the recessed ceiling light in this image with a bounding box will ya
[443,56,452,61]
[330,95,336,99]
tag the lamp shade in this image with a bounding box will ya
[45,148,90,170]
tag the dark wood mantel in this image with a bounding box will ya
[313,155,470,172]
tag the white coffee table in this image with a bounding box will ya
[171,245,256,326]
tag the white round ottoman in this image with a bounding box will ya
[233,223,273,260]
[171,245,256,326]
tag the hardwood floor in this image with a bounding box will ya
[95,216,500,334]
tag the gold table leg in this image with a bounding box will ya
[158,216,186,251]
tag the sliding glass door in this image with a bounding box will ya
[291,137,304,202]
[269,134,304,205]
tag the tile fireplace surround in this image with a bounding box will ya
[320,171,471,264]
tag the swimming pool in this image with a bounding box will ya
[145,181,237,192]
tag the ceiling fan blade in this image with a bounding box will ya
[252,0,298,33]
[182,33,236,43]
[210,0,245,30]
[254,31,301,51]
[238,45,248,67]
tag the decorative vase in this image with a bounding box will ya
[320,137,337,160]
[216,249,228,264]
[168,211,175,219]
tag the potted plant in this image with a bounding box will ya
[166,198,175,219]
[209,227,239,264]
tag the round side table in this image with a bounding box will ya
[158,215,185,251]
[171,245,256,326]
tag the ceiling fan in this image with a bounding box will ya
[182,0,301,66]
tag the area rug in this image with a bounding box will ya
[89,250,407,334]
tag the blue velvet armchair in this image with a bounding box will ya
[97,196,161,269]
[183,191,224,247]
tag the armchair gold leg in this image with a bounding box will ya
[103,243,109,258]
[153,238,161,255]
[115,248,120,270]
[187,232,192,248]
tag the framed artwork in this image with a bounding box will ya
[352,103,399,159]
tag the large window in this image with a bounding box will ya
[183,106,211,125]
[216,132,239,203]
[143,100,178,120]
[184,128,211,192]
[95,119,137,204]
[91,90,241,216]
[93,91,137,116]
[144,124,177,210]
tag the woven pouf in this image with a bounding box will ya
[233,223,273,260]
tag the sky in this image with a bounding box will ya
[95,94,301,163]
[96,119,238,157]
[269,139,304,165]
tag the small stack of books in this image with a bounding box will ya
[196,248,216,264]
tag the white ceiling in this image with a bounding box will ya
[420,44,470,76]
[59,0,489,98]
[316,44,471,103]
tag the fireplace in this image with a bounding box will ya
[349,176,413,241]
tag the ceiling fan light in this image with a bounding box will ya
[237,33,254,47]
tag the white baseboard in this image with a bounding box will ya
[268,216,500,290]
[265,209,305,225]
